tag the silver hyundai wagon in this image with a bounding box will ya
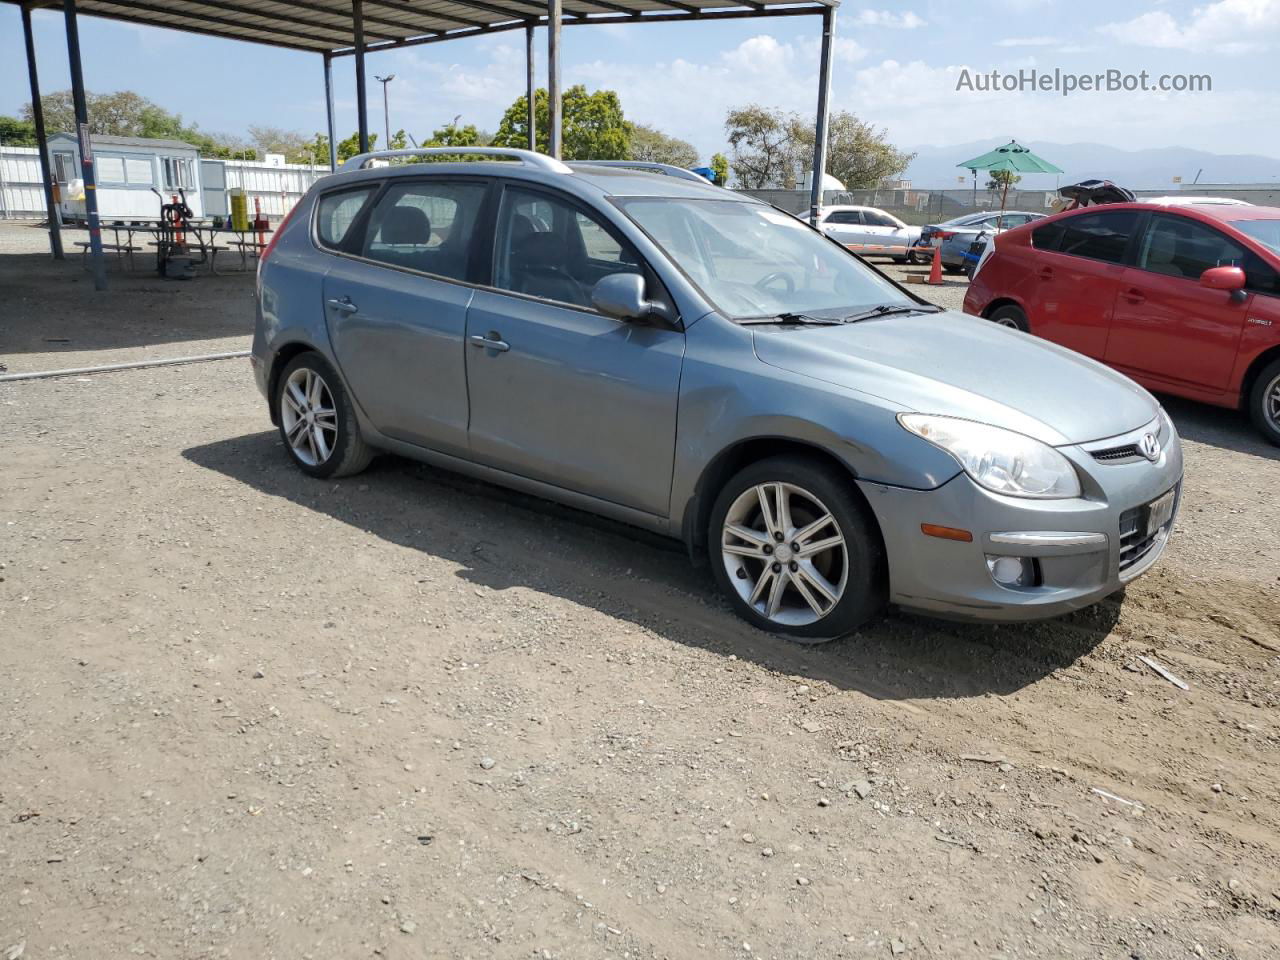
[251,148,1182,641]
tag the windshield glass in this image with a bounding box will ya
[616,198,913,320]
[1234,218,1280,255]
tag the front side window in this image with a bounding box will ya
[359,180,487,281]
[315,186,376,250]
[618,197,912,320]
[825,211,861,225]
[1055,211,1137,264]
[1137,214,1245,280]
[492,187,642,309]
[862,211,898,228]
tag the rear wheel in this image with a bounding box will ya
[988,304,1029,332]
[1248,357,1280,446]
[709,457,885,642]
[276,351,374,478]
[943,264,966,275]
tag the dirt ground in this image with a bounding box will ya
[2,221,1278,960]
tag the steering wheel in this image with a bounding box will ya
[754,271,795,294]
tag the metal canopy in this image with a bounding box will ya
[7,0,836,54]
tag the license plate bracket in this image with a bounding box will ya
[1145,489,1176,537]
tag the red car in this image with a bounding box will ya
[964,202,1280,445]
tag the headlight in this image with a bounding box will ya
[899,414,1082,499]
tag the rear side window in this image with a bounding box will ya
[1055,211,1137,264]
[359,180,488,282]
[1032,220,1066,250]
[316,187,375,250]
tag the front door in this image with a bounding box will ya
[465,184,685,517]
[321,177,489,456]
[1025,209,1139,359]
[1108,213,1251,391]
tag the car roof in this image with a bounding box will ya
[328,156,751,204]
[1047,201,1280,224]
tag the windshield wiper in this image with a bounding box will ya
[739,312,844,326]
[841,304,941,324]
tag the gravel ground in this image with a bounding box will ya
[2,223,1279,959]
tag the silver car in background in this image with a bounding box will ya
[252,148,1182,641]
[817,205,923,262]
[920,210,1045,272]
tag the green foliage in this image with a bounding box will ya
[627,123,698,168]
[307,131,378,164]
[985,169,1022,191]
[492,85,629,160]
[389,129,409,150]
[710,152,730,186]
[0,114,37,146]
[725,104,914,190]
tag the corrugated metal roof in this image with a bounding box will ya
[6,0,834,54]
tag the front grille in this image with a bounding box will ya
[1093,444,1140,463]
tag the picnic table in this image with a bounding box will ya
[72,220,273,275]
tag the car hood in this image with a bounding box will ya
[752,310,1157,445]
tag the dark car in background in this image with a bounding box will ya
[919,210,1045,272]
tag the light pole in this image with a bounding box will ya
[375,74,395,147]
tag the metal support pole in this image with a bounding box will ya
[22,4,63,259]
[547,0,562,159]
[808,7,834,228]
[63,0,105,289]
[525,24,536,152]
[352,0,369,152]
[323,52,338,170]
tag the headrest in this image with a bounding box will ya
[381,206,430,245]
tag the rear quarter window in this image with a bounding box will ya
[315,186,377,250]
[1031,220,1066,251]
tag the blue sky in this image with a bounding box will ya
[4,0,1279,169]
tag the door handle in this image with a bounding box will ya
[469,333,510,353]
[1120,288,1146,304]
[326,296,358,314]
[1037,267,1053,280]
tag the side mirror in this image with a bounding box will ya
[1200,265,1247,298]
[591,273,672,323]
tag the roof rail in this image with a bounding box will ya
[570,160,713,184]
[339,147,573,174]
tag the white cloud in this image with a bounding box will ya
[995,36,1058,47]
[852,10,927,29]
[1101,0,1280,53]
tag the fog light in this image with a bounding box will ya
[986,555,1037,587]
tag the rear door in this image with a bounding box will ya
[1021,210,1139,359]
[1107,212,1252,390]
[821,209,866,247]
[464,183,685,517]
[321,177,490,456]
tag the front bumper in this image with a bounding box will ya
[857,419,1183,622]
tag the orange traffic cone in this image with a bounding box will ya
[927,242,944,285]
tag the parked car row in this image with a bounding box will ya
[253,149,1187,641]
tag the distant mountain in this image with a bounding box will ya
[902,140,1280,190]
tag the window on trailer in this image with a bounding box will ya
[162,157,194,191]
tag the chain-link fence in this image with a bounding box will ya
[742,187,1059,224]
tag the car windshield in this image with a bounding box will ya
[616,197,913,320]
[1233,218,1280,255]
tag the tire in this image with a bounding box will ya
[275,351,374,478]
[708,456,885,642]
[943,264,965,275]
[988,304,1029,332]
[1248,357,1280,446]
[906,251,920,265]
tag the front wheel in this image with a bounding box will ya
[708,457,885,642]
[988,304,1030,332]
[1248,357,1280,446]
[276,351,374,478]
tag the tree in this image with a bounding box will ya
[492,85,629,160]
[724,104,800,189]
[0,115,37,146]
[425,121,481,147]
[389,129,409,150]
[710,152,729,186]
[627,123,698,168]
[985,169,1021,192]
[724,104,914,190]
[306,131,378,164]
[248,125,312,162]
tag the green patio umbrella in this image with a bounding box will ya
[956,140,1064,227]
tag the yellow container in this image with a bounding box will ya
[230,189,249,231]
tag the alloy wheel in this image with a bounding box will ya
[1267,373,1280,430]
[280,367,338,467]
[720,482,848,627]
